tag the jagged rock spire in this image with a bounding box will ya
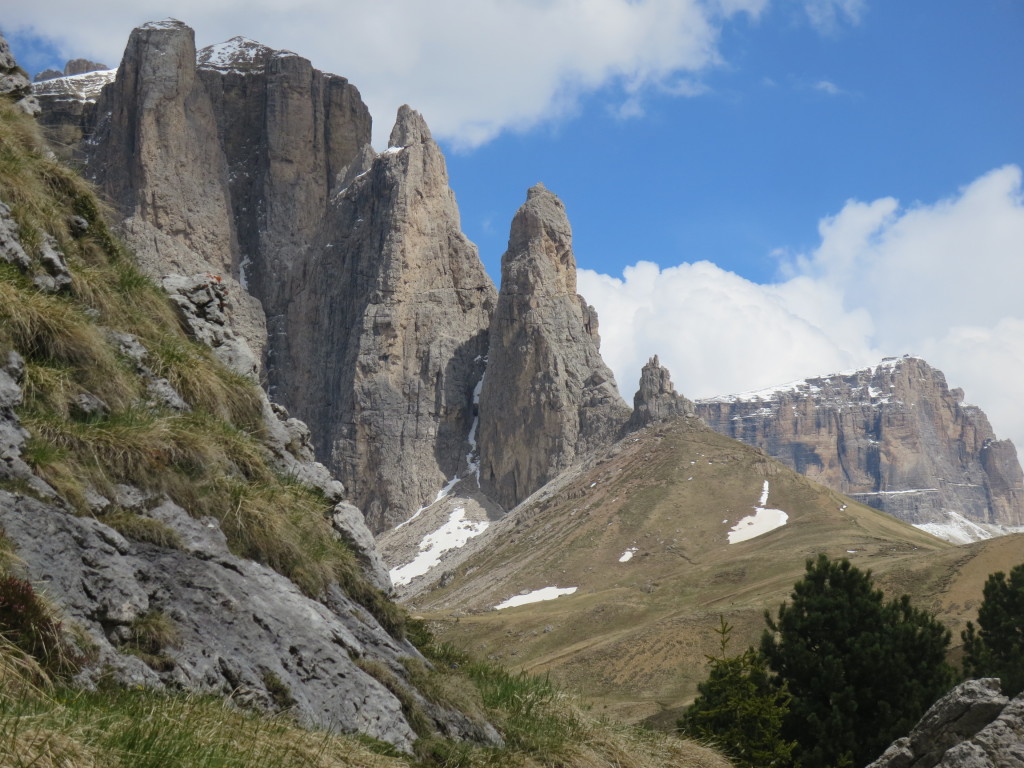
[627,355,695,431]
[389,104,432,147]
[477,184,630,510]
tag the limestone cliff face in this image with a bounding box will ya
[696,357,1024,527]
[626,355,695,432]
[35,22,495,532]
[477,184,630,510]
[57,21,268,361]
[195,35,371,320]
[274,107,496,532]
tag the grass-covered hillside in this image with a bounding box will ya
[0,81,731,767]
[413,416,987,724]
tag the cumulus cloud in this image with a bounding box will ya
[4,0,768,148]
[579,165,1024,450]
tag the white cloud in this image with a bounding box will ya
[803,0,866,33]
[813,79,843,95]
[4,0,764,149]
[580,165,1024,451]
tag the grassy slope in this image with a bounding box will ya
[0,98,731,767]
[415,417,983,723]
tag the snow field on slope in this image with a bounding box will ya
[727,480,789,544]
[389,506,488,587]
[494,586,578,610]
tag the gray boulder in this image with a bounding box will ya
[0,490,456,749]
[867,678,1024,768]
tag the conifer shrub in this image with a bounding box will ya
[962,561,1024,696]
[761,554,955,768]
[679,616,795,768]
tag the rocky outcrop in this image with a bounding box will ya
[477,184,630,510]
[156,271,391,589]
[274,106,496,532]
[696,357,1024,531]
[626,355,695,432]
[0,33,40,116]
[867,678,1024,768]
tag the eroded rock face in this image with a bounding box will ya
[867,678,1024,768]
[36,23,495,533]
[626,355,695,432]
[696,357,1024,529]
[273,106,496,532]
[477,184,630,510]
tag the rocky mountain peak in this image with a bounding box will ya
[388,104,432,147]
[505,181,577,296]
[478,185,630,510]
[696,356,1024,536]
[197,36,295,73]
[34,58,110,82]
[627,355,695,431]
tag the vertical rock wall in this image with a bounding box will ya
[35,23,495,532]
[477,184,630,510]
[274,107,496,532]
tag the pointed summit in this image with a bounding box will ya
[478,185,630,510]
[389,104,432,148]
[627,355,695,431]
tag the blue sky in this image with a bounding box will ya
[5,1,1024,450]
[444,0,1024,281]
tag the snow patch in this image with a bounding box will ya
[727,481,789,544]
[911,511,1024,545]
[389,506,489,586]
[494,586,577,610]
[383,146,405,155]
[618,548,637,563]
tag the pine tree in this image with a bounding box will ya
[962,562,1024,696]
[679,617,795,768]
[761,554,955,768]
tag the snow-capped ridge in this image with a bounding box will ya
[31,69,117,103]
[197,36,299,72]
[699,354,919,405]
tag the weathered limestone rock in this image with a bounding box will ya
[34,22,498,533]
[626,355,695,432]
[0,489,493,750]
[194,35,371,332]
[162,273,259,379]
[696,357,1024,531]
[273,106,496,532]
[867,678,1024,768]
[477,184,630,510]
[35,21,267,365]
[0,32,40,115]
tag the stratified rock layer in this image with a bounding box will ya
[478,184,630,510]
[274,106,496,532]
[696,357,1024,528]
